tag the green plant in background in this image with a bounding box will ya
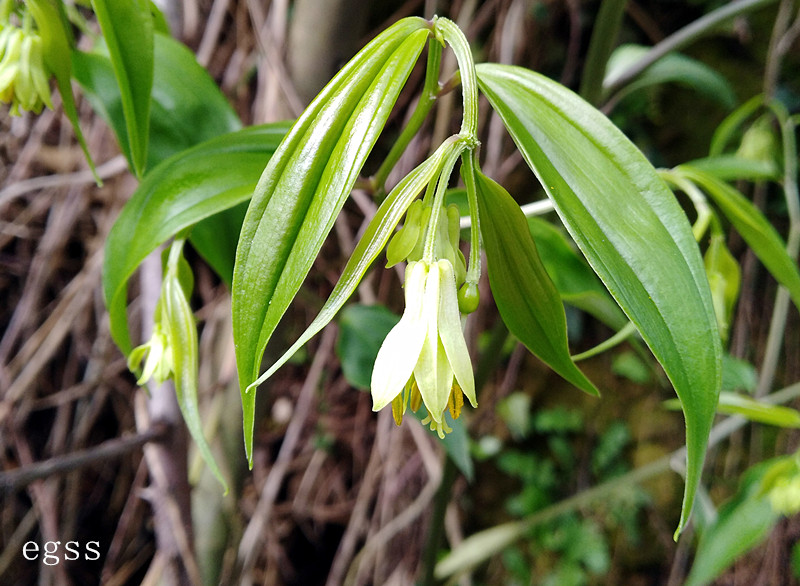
[4,0,800,583]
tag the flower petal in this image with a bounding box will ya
[371,261,429,410]
[414,263,454,421]
[436,260,477,407]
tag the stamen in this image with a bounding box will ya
[391,393,405,426]
[448,383,464,420]
[409,380,422,412]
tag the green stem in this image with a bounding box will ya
[459,151,481,285]
[605,0,780,97]
[373,36,443,194]
[422,146,464,263]
[433,17,479,139]
[659,169,714,242]
[579,0,628,105]
[572,321,638,362]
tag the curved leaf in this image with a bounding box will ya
[28,0,97,178]
[477,63,722,535]
[103,123,290,355]
[677,166,800,312]
[604,44,736,108]
[73,32,241,172]
[232,18,429,462]
[90,0,154,177]
[475,172,599,396]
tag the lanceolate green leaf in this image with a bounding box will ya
[604,44,736,108]
[103,123,289,355]
[74,33,240,172]
[477,63,721,536]
[677,166,800,312]
[475,172,599,396]
[232,18,429,463]
[27,0,97,179]
[90,0,154,177]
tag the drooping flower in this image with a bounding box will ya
[371,259,476,437]
[0,23,53,116]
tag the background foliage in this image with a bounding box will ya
[0,0,799,584]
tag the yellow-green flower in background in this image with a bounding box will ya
[0,23,53,115]
[371,259,476,437]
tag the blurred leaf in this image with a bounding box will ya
[90,0,153,176]
[103,123,289,355]
[189,202,248,287]
[678,166,800,312]
[604,44,736,109]
[717,392,800,428]
[721,353,757,393]
[336,304,399,390]
[478,63,722,535]
[704,234,741,342]
[684,155,780,182]
[73,32,241,173]
[475,171,599,396]
[28,0,97,178]
[685,461,780,586]
[232,19,429,463]
[612,351,651,384]
[497,392,533,439]
[528,217,628,329]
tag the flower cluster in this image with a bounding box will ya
[371,198,479,437]
[0,19,53,116]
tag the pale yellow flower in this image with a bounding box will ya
[371,259,476,436]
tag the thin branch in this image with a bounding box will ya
[0,425,167,493]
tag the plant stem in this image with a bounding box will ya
[605,0,780,97]
[572,321,638,362]
[579,0,628,106]
[460,151,481,285]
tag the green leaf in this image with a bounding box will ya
[477,63,722,536]
[683,155,780,182]
[337,304,400,390]
[716,392,800,428]
[73,33,241,172]
[685,461,780,586]
[604,44,736,109]
[678,166,800,312]
[527,216,628,329]
[232,18,429,463]
[90,0,154,177]
[27,0,97,179]
[704,234,741,342]
[162,251,228,492]
[475,171,599,396]
[103,123,289,355]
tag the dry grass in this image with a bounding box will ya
[1,1,799,585]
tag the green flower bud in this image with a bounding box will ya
[457,281,479,313]
[386,199,423,267]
